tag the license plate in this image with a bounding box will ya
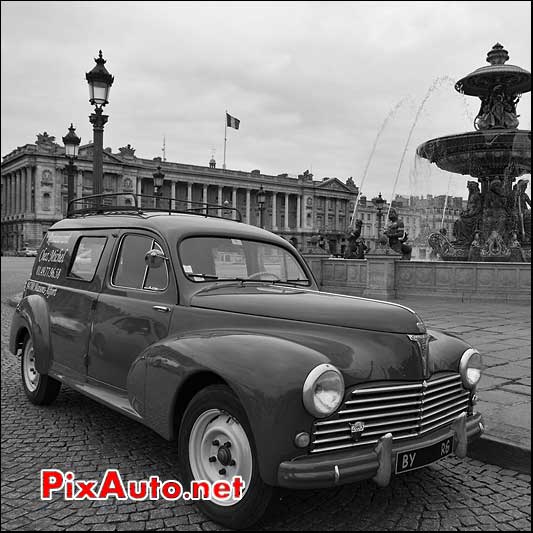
[395,436,454,474]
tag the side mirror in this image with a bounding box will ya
[145,248,168,268]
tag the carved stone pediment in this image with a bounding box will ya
[317,178,352,193]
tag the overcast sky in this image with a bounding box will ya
[1,1,531,200]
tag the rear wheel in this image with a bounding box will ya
[21,334,61,405]
[178,385,273,530]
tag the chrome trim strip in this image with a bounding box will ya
[420,408,467,434]
[421,397,469,418]
[351,383,423,394]
[345,391,421,405]
[423,388,467,406]
[338,399,421,415]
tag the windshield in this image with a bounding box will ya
[179,237,311,285]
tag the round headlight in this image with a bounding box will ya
[459,348,482,389]
[303,364,345,418]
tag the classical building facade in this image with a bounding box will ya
[1,132,361,255]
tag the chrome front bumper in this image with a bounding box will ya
[277,412,483,489]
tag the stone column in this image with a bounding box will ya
[6,174,10,215]
[272,192,277,230]
[76,169,83,200]
[218,185,223,216]
[171,180,176,210]
[11,174,15,215]
[21,170,26,213]
[24,168,30,213]
[16,171,21,215]
[14,173,19,215]
[284,193,290,230]
[187,183,193,209]
[1,175,6,215]
[232,188,237,220]
[202,184,208,205]
[4,174,9,215]
[297,194,302,230]
[246,189,251,224]
[335,198,340,231]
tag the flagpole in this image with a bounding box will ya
[223,110,227,170]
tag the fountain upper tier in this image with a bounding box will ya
[417,43,531,179]
[416,129,531,178]
[455,43,530,97]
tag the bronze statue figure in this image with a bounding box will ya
[344,219,368,259]
[383,209,411,260]
[453,181,483,244]
[512,178,531,243]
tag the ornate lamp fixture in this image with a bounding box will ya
[85,50,114,197]
[62,124,81,211]
[153,166,165,208]
[257,185,266,228]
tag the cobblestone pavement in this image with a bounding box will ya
[1,304,531,531]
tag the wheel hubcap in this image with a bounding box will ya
[189,408,253,506]
[23,339,40,392]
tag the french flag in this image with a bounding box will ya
[226,113,240,130]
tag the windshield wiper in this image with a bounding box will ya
[188,273,245,281]
[241,278,310,285]
[271,278,309,285]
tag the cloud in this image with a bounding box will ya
[1,0,531,200]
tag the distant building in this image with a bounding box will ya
[1,132,361,255]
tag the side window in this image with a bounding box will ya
[68,236,107,282]
[112,234,168,291]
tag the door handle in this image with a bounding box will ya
[153,305,170,313]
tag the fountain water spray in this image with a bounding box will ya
[440,173,453,228]
[349,97,410,228]
[386,77,451,221]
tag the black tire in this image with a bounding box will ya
[20,333,61,405]
[178,384,274,530]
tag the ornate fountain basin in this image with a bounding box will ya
[416,129,531,178]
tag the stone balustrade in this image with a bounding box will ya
[302,254,531,302]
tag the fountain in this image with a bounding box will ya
[418,43,531,262]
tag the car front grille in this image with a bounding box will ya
[311,373,470,454]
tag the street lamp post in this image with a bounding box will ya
[372,192,386,238]
[153,166,165,209]
[85,50,114,199]
[257,185,266,229]
[62,124,81,215]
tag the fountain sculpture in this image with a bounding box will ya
[418,44,531,262]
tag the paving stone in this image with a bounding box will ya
[1,285,531,532]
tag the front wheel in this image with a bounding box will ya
[178,385,273,530]
[21,334,61,405]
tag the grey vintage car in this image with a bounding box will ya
[10,194,484,529]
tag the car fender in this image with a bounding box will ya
[9,294,52,374]
[427,327,474,374]
[137,331,330,485]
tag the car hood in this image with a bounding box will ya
[190,285,425,334]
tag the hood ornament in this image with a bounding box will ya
[408,333,430,377]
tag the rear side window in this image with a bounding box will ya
[68,236,107,282]
[112,234,168,291]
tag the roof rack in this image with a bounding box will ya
[67,193,243,222]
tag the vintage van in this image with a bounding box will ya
[10,194,484,529]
